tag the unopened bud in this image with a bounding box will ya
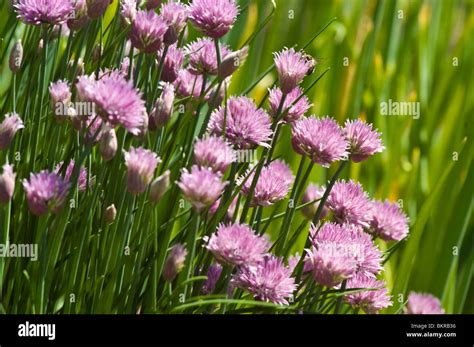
[38,39,43,53]
[146,0,162,10]
[149,170,170,203]
[164,26,178,45]
[218,46,249,79]
[99,128,118,161]
[151,83,174,128]
[104,204,117,223]
[0,164,16,204]
[163,243,187,282]
[67,0,89,31]
[87,0,112,19]
[9,39,23,74]
[0,113,24,150]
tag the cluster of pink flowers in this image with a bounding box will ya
[205,223,296,304]
[6,0,445,315]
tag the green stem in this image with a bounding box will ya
[214,38,222,67]
[12,74,16,113]
[311,161,347,226]
[183,212,200,299]
[33,26,49,171]
[334,280,347,314]
[275,156,306,255]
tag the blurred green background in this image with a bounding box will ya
[0,0,472,313]
[224,0,473,313]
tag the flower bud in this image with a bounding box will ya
[67,0,89,31]
[87,0,112,19]
[0,113,24,150]
[146,0,162,10]
[149,170,170,203]
[163,244,187,282]
[104,204,117,223]
[151,83,174,128]
[164,27,178,45]
[0,164,16,204]
[9,39,23,74]
[99,128,118,161]
[161,1,188,45]
[218,46,249,79]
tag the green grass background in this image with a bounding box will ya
[0,0,472,313]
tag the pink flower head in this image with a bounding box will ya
[189,0,239,38]
[177,165,227,212]
[269,86,311,123]
[301,183,328,220]
[75,74,96,102]
[158,44,184,83]
[291,116,348,167]
[15,0,74,25]
[124,147,160,194]
[344,119,385,162]
[174,69,205,99]
[205,222,269,266]
[208,96,272,149]
[241,160,294,207]
[340,224,383,278]
[305,223,357,287]
[0,164,16,204]
[274,48,313,94]
[0,113,24,150]
[91,71,146,135]
[234,255,297,305]
[405,292,445,314]
[369,200,410,242]
[326,180,372,228]
[194,135,234,173]
[120,0,137,25]
[49,80,71,104]
[202,263,222,294]
[163,243,188,281]
[160,1,188,44]
[129,10,168,54]
[187,38,230,76]
[22,170,70,216]
[54,160,91,192]
[345,273,392,314]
